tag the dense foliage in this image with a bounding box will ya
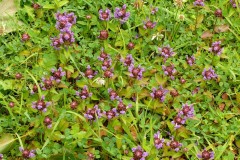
[0,0,240,159]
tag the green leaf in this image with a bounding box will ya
[0,134,16,153]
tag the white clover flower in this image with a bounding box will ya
[151,32,164,41]
[94,77,106,85]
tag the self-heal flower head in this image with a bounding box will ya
[108,88,121,101]
[121,54,134,66]
[51,67,65,83]
[19,147,36,159]
[102,58,112,70]
[230,0,239,8]
[158,45,175,61]
[171,115,187,129]
[166,137,182,152]
[131,145,148,160]
[151,7,158,15]
[30,84,38,95]
[32,96,51,112]
[44,116,52,129]
[150,85,168,102]
[84,65,98,79]
[143,19,156,29]
[209,41,223,56]
[186,55,195,66]
[76,85,92,99]
[99,8,111,21]
[154,131,165,149]
[128,64,145,80]
[178,103,195,118]
[98,48,109,61]
[103,108,119,119]
[162,64,177,80]
[114,4,130,24]
[202,67,218,80]
[55,17,72,32]
[104,69,114,78]
[50,37,62,50]
[117,100,132,114]
[55,12,76,25]
[197,149,214,160]
[41,77,53,90]
[59,30,75,45]
[84,105,102,121]
[193,0,205,6]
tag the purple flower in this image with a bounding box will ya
[171,115,186,129]
[128,64,145,80]
[41,77,53,90]
[59,30,75,45]
[19,147,36,159]
[98,48,109,61]
[102,59,112,70]
[103,108,119,119]
[150,85,168,102]
[197,149,214,159]
[51,67,65,83]
[99,8,111,21]
[143,19,156,29]
[104,69,114,78]
[84,105,102,121]
[151,7,158,15]
[55,17,72,32]
[178,103,195,118]
[192,87,200,95]
[230,0,239,8]
[131,145,148,160]
[117,100,132,114]
[108,88,121,101]
[202,67,218,80]
[84,65,98,79]
[193,0,205,6]
[0,154,3,160]
[121,54,134,66]
[166,137,182,152]
[55,12,76,26]
[50,37,62,50]
[30,84,38,95]
[76,85,92,99]
[32,96,51,112]
[154,131,165,149]
[158,45,175,60]
[186,55,195,66]
[162,64,177,80]
[44,116,52,129]
[114,4,130,24]
[209,41,223,56]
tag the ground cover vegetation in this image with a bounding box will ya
[0,0,240,159]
